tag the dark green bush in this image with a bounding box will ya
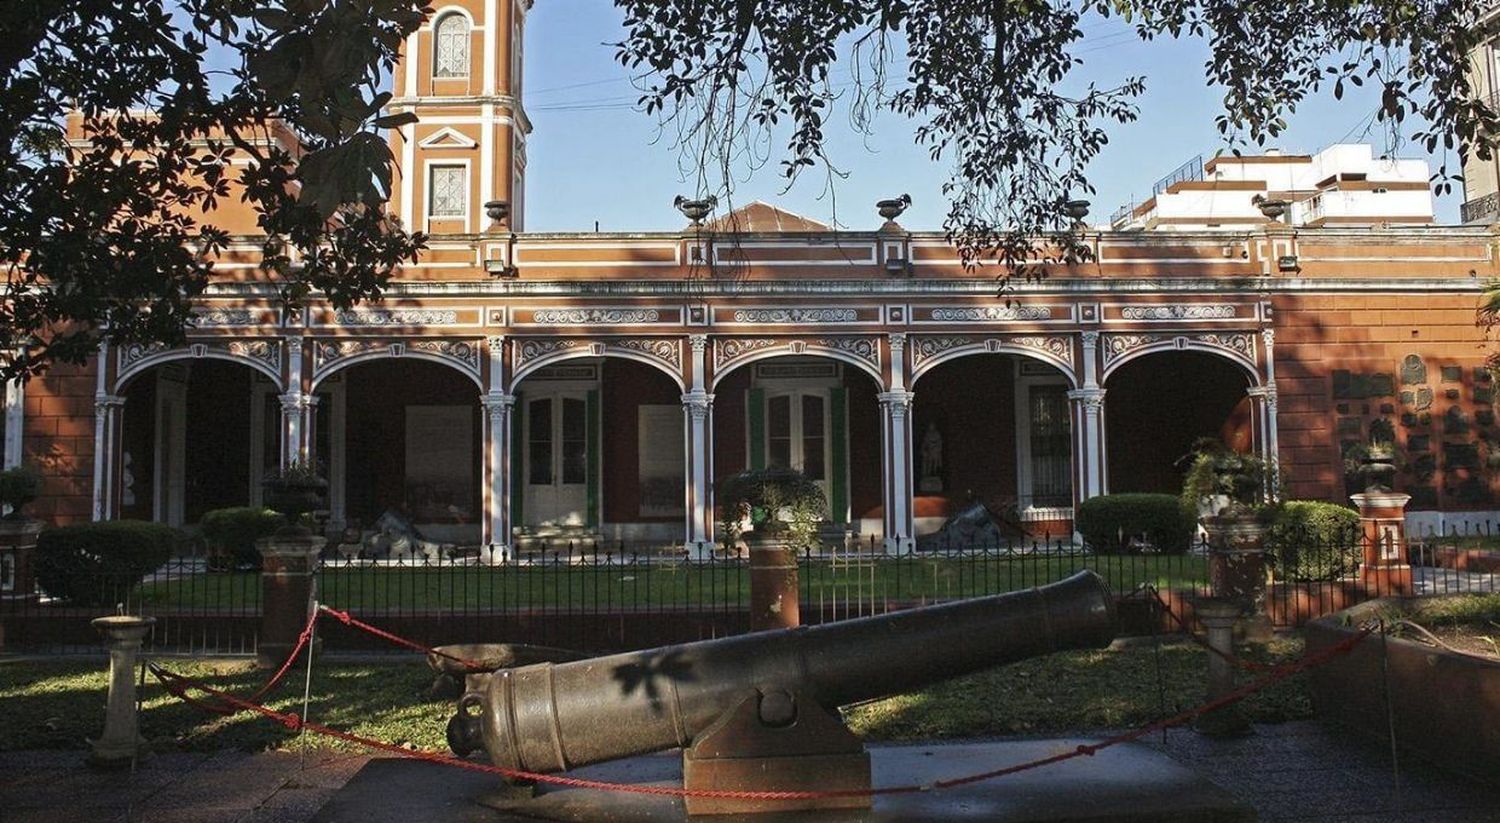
[1267,500,1361,581]
[1076,494,1197,554]
[199,507,286,570]
[0,465,41,514]
[34,521,182,605]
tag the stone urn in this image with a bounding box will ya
[1358,443,1398,493]
[262,475,328,535]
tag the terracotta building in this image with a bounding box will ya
[12,0,1500,564]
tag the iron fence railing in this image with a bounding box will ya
[3,525,1496,654]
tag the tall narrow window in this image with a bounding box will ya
[433,13,470,78]
[428,165,466,219]
[1028,385,1072,508]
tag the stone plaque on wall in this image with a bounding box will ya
[1400,355,1426,386]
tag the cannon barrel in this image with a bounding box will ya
[450,570,1116,773]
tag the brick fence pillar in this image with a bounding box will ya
[1202,515,1273,642]
[1351,492,1413,596]
[0,518,41,601]
[257,534,325,668]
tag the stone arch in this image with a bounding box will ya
[908,337,1079,389]
[709,338,882,391]
[510,339,686,391]
[1100,334,1262,388]
[115,341,284,393]
[310,339,484,392]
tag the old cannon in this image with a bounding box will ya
[446,570,1116,816]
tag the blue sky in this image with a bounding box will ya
[520,5,1461,232]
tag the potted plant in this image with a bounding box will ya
[261,460,327,536]
[1182,438,1271,523]
[717,467,826,631]
[1182,439,1275,639]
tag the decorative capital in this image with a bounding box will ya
[1261,328,1275,349]
[878,390,915,416]
[688,334,709,354]
[888,332,907,352]
[1080,330,1100,348]
[1247,384,1279,409]
[278,392,317,413]
[1067,388,1107,412]
[486,335,506,351]
[681,390,714,420]
[93,394,125,414]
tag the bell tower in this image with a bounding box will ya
[389,0,531,234]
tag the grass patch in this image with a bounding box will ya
[1,632,1307,755]
[136,555,1207,612]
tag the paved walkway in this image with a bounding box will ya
[1,722,1494,821]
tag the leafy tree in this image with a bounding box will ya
[613,0,1496,276]
[0,0,430,381]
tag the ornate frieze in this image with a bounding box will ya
[1101,332,1258,369]
[410,339,482,373]
[530,308,663,325]
[729,308,859,324]
[909,336,973,368]
[332,309,459,326]
[713,337,780,370]
[191,308,259,327]
[614,338,683,373]
[1118,304,1237,321]
[1198,333,1257,362]
[927,306,1053,323]
[909,334,1073,373]
[515,337,682,377]
[1101,334,1164,365]
[1010,336,1074,363]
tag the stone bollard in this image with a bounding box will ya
[745,531,800,632]
[1192,599,1251,738]
[89,615,156,768]
[1351,492,1414,597]
[0,517,42,600]
[1201,514,1273,643]
[257,533,325,669]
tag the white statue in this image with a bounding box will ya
[920,424,944,479]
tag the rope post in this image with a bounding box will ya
[88,615,156,768]
[257,532,326,669]
[1192,598,1252,738]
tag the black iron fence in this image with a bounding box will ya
[3,527,1496,655]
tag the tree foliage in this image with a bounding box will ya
[0,0,431,380]
[613,0,1496,278]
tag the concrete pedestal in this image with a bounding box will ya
[313,741,1253,822]
[257,533,325,669]
[0,518,42,600]
[88,615,156,768]
[1192,599,1252,739]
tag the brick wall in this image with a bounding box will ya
[23,359,98,525]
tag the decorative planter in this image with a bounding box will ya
[743,528,800,632]
[89,615,156,768]
[1306,598,1499,786]
[262,477,328,534]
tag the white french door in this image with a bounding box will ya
[524,392,588,526]
[764,390,831,510]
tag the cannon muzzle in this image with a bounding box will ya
[450,570,1116,775]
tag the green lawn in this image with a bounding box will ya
[137,554,1207,612]
[0,634,1306,755]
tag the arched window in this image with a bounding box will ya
[433,13,470,78]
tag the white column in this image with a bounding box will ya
[1246,384,1281,500]
[1068,388,1107,501]
[683,335,714,557]
[4,376,24,470]
[1261,328,1281,497]
[878,390,915,554]
[278,335,309,469]
[481,392,516,563]
[92,395,124,521]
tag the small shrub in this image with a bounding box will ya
[717,467,826,552]
[34,521,182,606]
[1267,501,1361,581]
[199,507,286,570]
[1076,494,1196,554]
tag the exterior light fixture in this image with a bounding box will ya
[484,258,518,279]
[675,195,718,225]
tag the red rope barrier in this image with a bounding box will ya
[318,605,489,671]
[174,607,320,716]
[147,613,1377,801]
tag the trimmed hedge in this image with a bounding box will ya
[1076,494,1197,554]
[1267,500,1361,581]
[34,521,182,606]
[199,507,286,570]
